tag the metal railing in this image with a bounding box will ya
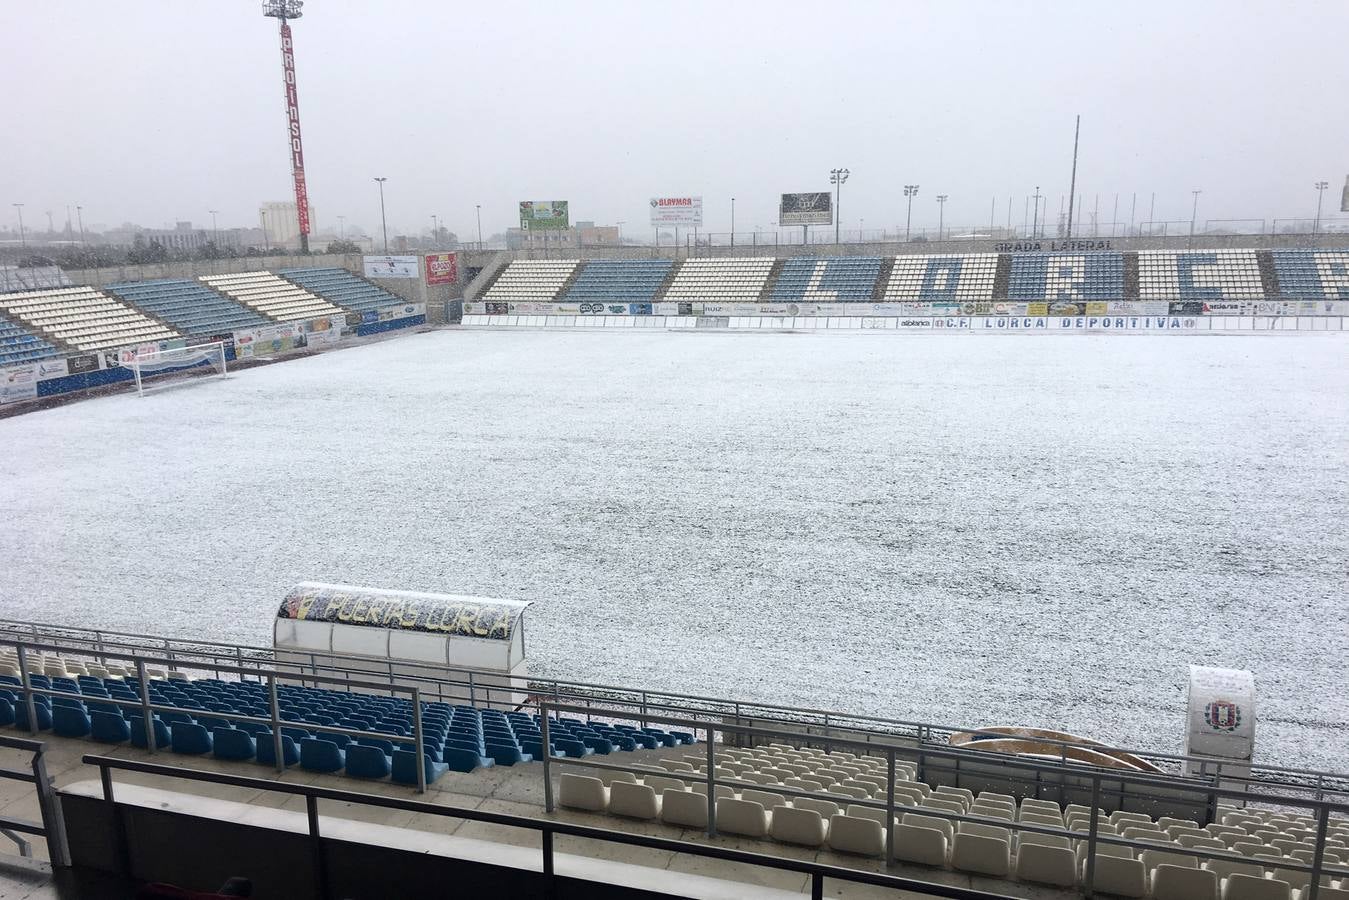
[2,619,1346,804]
[540,701,1349,900]
[0,735,68,866]
[82,752,1017,900]
[4,639,433,794]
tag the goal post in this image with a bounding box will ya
[128,341,228,397]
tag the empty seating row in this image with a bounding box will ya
[0,312,59,364]
[770,257,882,301]
[558,736,1349,900]
[276,267,406,314]
[882,254,998,301]
[104,278,272,337]
[481,260,580,301]
[0,648,689,788]
[0,286,180,350]
[1007,253,1125,301]
[662,258,775,301]
[564,260,674,302]
[1137,250,1264,300]
[1269,249,1349,300]
[199,272,344,322]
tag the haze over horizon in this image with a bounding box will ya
[5,0,1345,240]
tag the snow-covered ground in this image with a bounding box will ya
[2,329,1346,771]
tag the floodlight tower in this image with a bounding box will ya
[830,168,849,243]
[263,0,311,253]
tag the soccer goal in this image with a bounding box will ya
[128,341,228,397]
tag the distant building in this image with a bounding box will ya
[259,201,316,248]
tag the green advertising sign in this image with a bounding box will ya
[519,200,570,231]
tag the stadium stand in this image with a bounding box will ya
[563,259,674,303]
[552,736,1349,894]
[0,312,59,365]
[1007,253,1126,301]
[276,267,407,315]
[770,256,883,301]
[881,254,999,301]
[104,279,273,337]
[1137,250,1265,301]
[198,272,343,322]
[0,648,693,785]
[662,257,776,303]
[0,286,180,350]
[1270,249,1349,300]
[480,260,581,302]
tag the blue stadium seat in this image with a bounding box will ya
[276,268,408,315]
[771,257,882,302]
[51,704,91,738]
[104,278,272,337]
[170,722,213,755]
[391,750,449,785]
[255,731,300,767]
[90,711,131,743]
[299,738,345,773]
[129,716,171,749]
[212,728,256,761]
[344,744,392,779]
[564,259,675,304]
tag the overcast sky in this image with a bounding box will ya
[5,0,1346,240]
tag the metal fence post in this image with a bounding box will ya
[541,827,554,888]
[1307,802,1330,900]
[135,660,155,754]
[705,724,717,837]
[412,686,427,795]
[540,701,554,813]
[468,671,476,706]
[31,745,69,867]
[639,691,647,730]
[885,748,897,865]
[269,675,284,774]
[15,646,38,737]
[305,794,327,899]
[1085,774,1102,898]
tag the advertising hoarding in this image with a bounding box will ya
[363,255,419,279]
[519,201,570,231]
[649,196,703,227]
[425,252,459,286]
[779,192,833,226]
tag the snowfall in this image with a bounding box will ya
[1,329,1346,772]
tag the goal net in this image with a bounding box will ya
[128,341,228,397]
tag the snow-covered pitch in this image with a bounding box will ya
[1,329,1346,771]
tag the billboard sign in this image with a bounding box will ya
[363,255,419,279]
[425,252,459,286]
[649,196,703,227]
[780,192,833,226]
[519,201,570,231]
[279,22,310,239]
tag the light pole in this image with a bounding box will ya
[13,203,25,248]
[475,204,482,250]
[1314,181,1329,235]
[431,214,438,249]
[1189,189,1201,247]
[76,205,86,246]
[209,209,219,245]
[373,177,389,252]
[903,185,919,241]
[730,197,735,248]
[936,195,948,241]
[830,168,849,244]
[1031,186,1043,238]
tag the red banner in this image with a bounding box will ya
[280,22,310,237]
[425,252,459,286]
